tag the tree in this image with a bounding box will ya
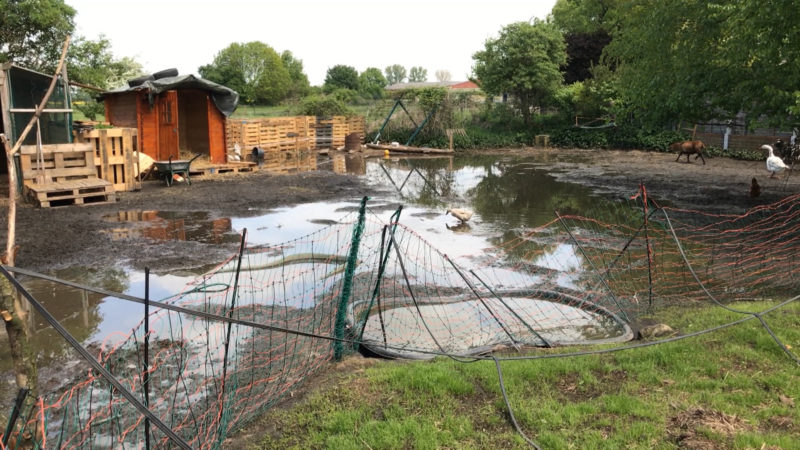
[562,31,611,84]
[551,0,620,34]
[604,0,800,127]
[472,20,567,124]
[68,35,143,89]
[384,64,407,85]
[281,50,310,99]
[199,41,290,105]
[435,70,452,82]
[0,0,76,71]
[323,64,359,93]
[409,66,428,82]
[358,67,387,99]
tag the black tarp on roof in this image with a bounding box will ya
[102,74,239,117]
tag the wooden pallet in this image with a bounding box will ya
[190,162,258,176]
[19,142,116,208]
[74,127,141,192]
[26,178,114,208]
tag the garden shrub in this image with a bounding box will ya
[295,95,353,117]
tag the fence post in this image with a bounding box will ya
[334,196,368,360]
[723,126,731,150]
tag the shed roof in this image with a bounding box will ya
[102,73,240,117]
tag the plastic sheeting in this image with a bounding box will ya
[102,74,239,117]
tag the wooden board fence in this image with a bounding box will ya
[225,116,365,156]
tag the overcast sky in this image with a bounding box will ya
[69,0,557,86]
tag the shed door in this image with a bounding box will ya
[157,90,179,160]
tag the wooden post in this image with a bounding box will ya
[0,66,13,148]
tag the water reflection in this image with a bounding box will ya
[330,153,367,175]
[104,210,240,244]
[256,150,317,174]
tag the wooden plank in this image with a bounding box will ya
[29,178,112,192]
[19,143,93,154]
[122,128,140,191]
[99,129,111,185]
[22,166,95,180]
[366,143,454,154]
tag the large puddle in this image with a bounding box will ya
[1,153,623,402]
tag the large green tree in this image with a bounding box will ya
[281,50,310,100]
[199,41,290,105]
[408,66,427,82]
[68,35,144,119]
[604,0,800,126]
[323,64,359,93]
[358,67,387,99]
[384,64,406,85]
[472,20,567,124]
[551,0,619,34]
[0,0,75,71]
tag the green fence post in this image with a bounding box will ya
[334,196,368,360]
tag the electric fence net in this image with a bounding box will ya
[3,192,799,448]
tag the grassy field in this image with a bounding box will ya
[240,300,800,449]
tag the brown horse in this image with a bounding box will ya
[671,140,706,165]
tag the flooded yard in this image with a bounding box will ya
[2,147,800,445]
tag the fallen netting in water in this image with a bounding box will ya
[356,290,633,359]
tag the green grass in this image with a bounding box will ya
[246,300,800,449]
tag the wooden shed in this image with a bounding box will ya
[101,72,239,164]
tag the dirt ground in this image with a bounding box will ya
[1,147,799,275]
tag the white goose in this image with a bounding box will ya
[763,144,790,178]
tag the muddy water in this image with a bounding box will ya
[2,153,613,402]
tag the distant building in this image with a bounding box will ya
[385,81,480,91]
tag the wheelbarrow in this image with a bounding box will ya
[153,154,201,186]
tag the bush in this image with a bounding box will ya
[550,124,686,151]
[295,95,353,117]
[329,88,359,104]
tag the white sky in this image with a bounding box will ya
[68,0,557,86]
